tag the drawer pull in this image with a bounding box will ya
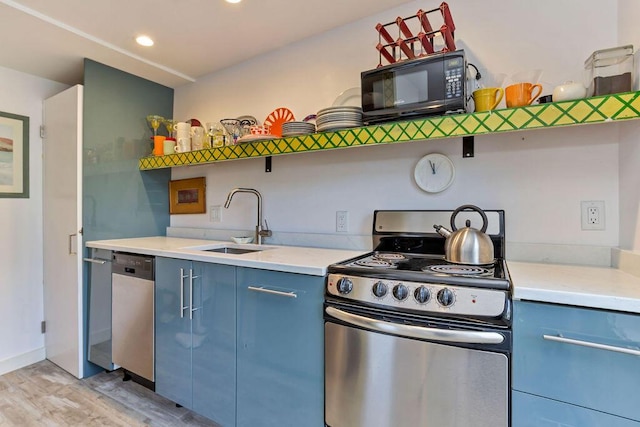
[248,286,297,299]
[543,334,640,356]
[179,268,188,318]
[83,257,108,265]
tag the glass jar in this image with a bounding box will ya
[206,122,225,148]
[584,44,634,96]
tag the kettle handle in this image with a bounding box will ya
[451,205,489,233]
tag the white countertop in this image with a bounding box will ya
[509,261,640,314]
[87,237,640,313]
[86,236,366,276]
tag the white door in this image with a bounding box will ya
[43,85,83,378]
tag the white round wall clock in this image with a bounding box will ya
[414,153,455,193]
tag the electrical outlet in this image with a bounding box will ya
[210,205,222,223]
[336,211,349,232]
[581,201,605,230]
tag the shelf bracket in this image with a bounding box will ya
[463,136,474,158]
[265,156,272,173]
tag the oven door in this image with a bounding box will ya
[325,305,509,427]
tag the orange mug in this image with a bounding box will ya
[153,135,166,156]
[473,87,505,112]
[505,83,543,108]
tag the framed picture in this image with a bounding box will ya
[0,111,29,198]
[169,177,206,214]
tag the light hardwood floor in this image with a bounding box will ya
[0,360,220,426]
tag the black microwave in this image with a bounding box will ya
[361,50,467,125]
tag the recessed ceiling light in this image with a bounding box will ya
[136,35,154,47]
[225,0,242,3]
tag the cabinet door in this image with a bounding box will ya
[192,262,236,427]
[155,257,193,408]
[236,268,325,427]
[513,301,640,421]
[43,85,83,379]
[513,391,640,427]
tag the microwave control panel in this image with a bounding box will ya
[445,57,465,100]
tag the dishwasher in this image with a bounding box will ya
[111,252,155,386]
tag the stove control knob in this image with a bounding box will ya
[336,277,353,295]
[414,286,431,304]
[392,284,409,301]
[437,288,455,307]
[372,281,388,298]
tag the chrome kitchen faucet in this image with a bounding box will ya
[223,188,272,245]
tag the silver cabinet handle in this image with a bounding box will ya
[248,286,297,299]
[83,257,107,264]
[543,334,640,357]
[69,233,77,254]
[189,270,200,319]
[179,268,188,318]
[326,306,505,344]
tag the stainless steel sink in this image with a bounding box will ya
[204,247,262,254]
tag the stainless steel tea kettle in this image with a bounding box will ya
[433,205,494,265]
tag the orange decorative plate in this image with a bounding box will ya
[264,107,295,137]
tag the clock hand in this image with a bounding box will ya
[428,160,436,174]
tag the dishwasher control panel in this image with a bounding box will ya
[112,252,154,280]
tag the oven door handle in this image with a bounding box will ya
[325,306,505,344]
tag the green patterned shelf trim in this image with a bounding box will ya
[140,91,640,170]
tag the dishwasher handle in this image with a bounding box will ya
[326,306,505,344]
[83,257,109,265]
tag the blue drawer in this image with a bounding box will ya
[513,301,640,421]
[513,390,639,427]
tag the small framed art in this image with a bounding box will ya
[169,177,206,214]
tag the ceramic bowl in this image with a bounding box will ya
[552,82,587,102]
[231,236,254,244]
[250,125,271,135]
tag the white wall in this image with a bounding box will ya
[0,65,68,373]
[174,0,624,253]
[617,0,640,251]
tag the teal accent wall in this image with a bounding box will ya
[82,59,173,376]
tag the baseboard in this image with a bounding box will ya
[506,242,612,267]
[167,226,371,251]
[612,248,640,278]
[166,228,620,267]
[0,347,46,376]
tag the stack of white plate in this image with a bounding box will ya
[281,121,316,137]
[316,106,363,132]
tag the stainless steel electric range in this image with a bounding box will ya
[324,209,511,427]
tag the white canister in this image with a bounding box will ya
[163,138,176,155]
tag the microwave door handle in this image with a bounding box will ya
[325,306,504,345]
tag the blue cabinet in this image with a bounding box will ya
[513,301,640,425]
[86,248,114,371]
[155,257,236,426]
[513,390,638,427]
[236,268,325,427]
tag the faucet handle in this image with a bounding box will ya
[259,219,272,238]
